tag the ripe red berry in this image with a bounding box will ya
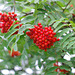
[0,23,2,28]
[14,51,21,56]
[38,23,41,25]
[8,49,21,57]
[57,38,60,41]
[0,12,22,34]
[14,18,17,21]
[26,23,60,52]
[8,50,15,57]
[0,12,2,15]
[70,4,73,7]
[8,12,11,15]
[12,12,14,14]
[14,14,17,17]
[53,61,69,74]
[45,49,47,52]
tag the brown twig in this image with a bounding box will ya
[63,0,71,12]
[23,12,33,16]
[55,2,63,11]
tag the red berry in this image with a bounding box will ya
[20,24,22,27]
[54,61,69,74]
[14,51,21,56]
[0,23,2,28]
[12,12,14,14]
[0,12,2,15]
[26,23,59,52]
[57,38,60,41]
[8,12,11,15]
[38,23,41,25]
[14,14,17,17]
[8,50,15,57]
[23,31,24,33]
[39,25,42,28]
[0,12,22,34]
[14,18,17,21]
[70,4,73,7]
[44,49,47,52]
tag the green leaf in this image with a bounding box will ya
[4,29,18,39]
[9,21,20,30]
[21,44,28,61]
[7,35,17,47]
[60,32,75,45]
[53,18,65,28]
[10,24,20,30]
[56,1,65,7]
[24,42,29,50]
[45,72,58,75]
[15,4,23,11]
[14,43,17,51]
[34,0,39,3]
[48,14,55,20]
[18,24,33,34]
[15,34,20,43]
[63,37,75,48]
[60,12,67,18]
[67,41,75,49]
[60,65,70,71]
[44,5,51,12]
[22,15,35,23]
[56,28,71,37]
[54,24,69,32]
[73,49,75,54]
[38,59,42,68]
[37,8,47,13]
[48,20,56,26]
[58,58,67,62]
[49,66,58,72]
[15,0,25,1]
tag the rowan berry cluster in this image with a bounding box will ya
[26,23,60,51]
[0,12,22,34]
[53,61,68,74]
[8,49,21,57]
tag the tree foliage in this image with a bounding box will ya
[0,0,75,75]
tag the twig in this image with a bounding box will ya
[55,2,63,11]
[63,0,71,12]
[23,12,33,16]
[14,0,16,13]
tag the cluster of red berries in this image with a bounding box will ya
[26,23,60,51]
[8,49,21,57]
[53,61,68,74]
[0,12,22,34]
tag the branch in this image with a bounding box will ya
[55,2,64,11]
[63,0,71,12]
[23,12,33,16]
